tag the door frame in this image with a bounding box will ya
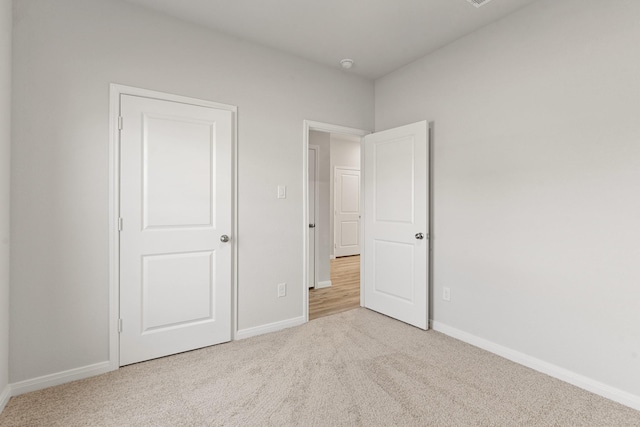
[308,144,319,288]
[108,84,238,371]
[302,120,369,322]
[333,166,361,258]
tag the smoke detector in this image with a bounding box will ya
[340,59,354,69]
[466,0,494,7]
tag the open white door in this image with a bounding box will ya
[334,167,361,257]
[363,121,429,330]
[119,94,232,365]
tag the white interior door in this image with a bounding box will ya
[334,167,361,257]
[308,146,318,288]
[119,94,232,365]
[363,121,429,330]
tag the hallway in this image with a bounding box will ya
[309,255,360,320]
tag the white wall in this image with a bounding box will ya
[376,0,640,398]
[10,0,373,383]
[329,134,361,257]
[0,0,11,406]
[309,131,331,284]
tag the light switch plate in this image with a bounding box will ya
[277,185,286,199]
[277,283,286,297]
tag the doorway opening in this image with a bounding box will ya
[309,132,362,320]
[302,121,368,322]
[303,120,431,329]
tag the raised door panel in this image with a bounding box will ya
[143,115,215,229]
[142,251,215,332]
[373,240,414,302]
[374,137,414,224]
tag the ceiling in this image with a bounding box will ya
[120,0,540,79]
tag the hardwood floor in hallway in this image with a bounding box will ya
[309,255,360,320]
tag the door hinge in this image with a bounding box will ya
[427,233,430,240]
[118,217,123,231]
[118,116,123,130]
[118,318,123,333]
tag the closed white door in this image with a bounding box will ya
[308,147,317,288]
[119,94,232,365]
[363,121,429,330]
[334,168,361,257]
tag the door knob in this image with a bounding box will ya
[415,232,424,240]
[220,235,230,243]
[309,224,316,228]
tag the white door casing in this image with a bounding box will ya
[363,121,429,330]
[119,94,233,365]
[308,146,318,288]
[334,167,361,257]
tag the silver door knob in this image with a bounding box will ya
[415,233,424,240]
[220,235,230,243]
[309,224,316,228]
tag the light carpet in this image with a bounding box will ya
[1,308,639,426]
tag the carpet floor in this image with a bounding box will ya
[1,308,638,426]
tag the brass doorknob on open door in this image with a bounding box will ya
[220,235,230,243]
[415,233,424,240]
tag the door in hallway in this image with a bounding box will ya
[334,167,361,257]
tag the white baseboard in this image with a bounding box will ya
[316,280,332,289]
[432,322,640,412]
[10,361,112,397]
[0,383,10,413]
[330,255,335,260]
[236,316,305,340]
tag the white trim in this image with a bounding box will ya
[108,85,121,372]
[303,121,369,324]
[0,384,10,413]
[330,255,336,260]
[359,135,366,308]
[432,321,640,412]
[305,121,370,138]
[316,280,332,289]
[231,102,239,341]
[427,123,434,326]
[109,84,239,364]
[10,362,111,397]
[308,144,320,289]
[236,316,306,340]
